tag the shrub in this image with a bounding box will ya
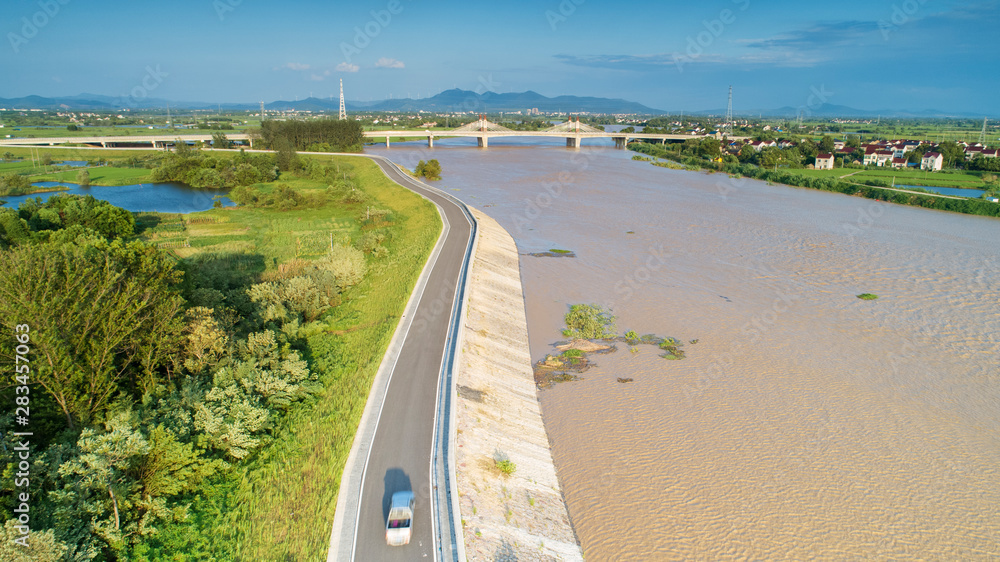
[357,230,386,254]
[343,187,369,204]
[0,173,32,196]
[857,293,879,300]
[562,303,616,339]
[493,449,516,477]
[311,244,367,290]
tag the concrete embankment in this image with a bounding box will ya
[455,208,583,561]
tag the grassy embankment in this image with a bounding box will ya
[133,154,442,560]
[630,143,1000,218]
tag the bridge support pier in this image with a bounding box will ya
[566,136,581,148]
[614,137,627,149]
[477,135,488,148]
[427,135,434,148]
[101,141,107,148]
[385,137,390,148]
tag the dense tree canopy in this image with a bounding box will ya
[0,175,374,558]
[258,118,364,152]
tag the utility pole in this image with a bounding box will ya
[339,79,347,120]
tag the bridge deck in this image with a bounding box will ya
[0,131,746,147]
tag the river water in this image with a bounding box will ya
[370,140,1000,559]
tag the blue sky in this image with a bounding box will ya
[3,0,997,114]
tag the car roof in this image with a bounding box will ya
[390,491,414,508]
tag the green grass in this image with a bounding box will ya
[792,166,990,189]
[2,146,163,162]
[857,293,879,300]
[548,248,572,254]
[161,154,443,560]
[30,166,153,186]
[0,160,41,174]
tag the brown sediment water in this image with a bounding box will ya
[369,141,1000,559]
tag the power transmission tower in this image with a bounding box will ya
[339,79,347,120]
[260,100,265,120]
[979,117,988,144]
[724,85,733,137]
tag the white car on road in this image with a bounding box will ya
[385,491,415,546]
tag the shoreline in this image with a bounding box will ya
[454,208,582,561]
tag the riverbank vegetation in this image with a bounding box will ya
[0,151,441,560]
[414,158,442,180]
[630,142,1000,218]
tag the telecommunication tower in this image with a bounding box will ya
[724,85,733,137]
[339,79,347,120]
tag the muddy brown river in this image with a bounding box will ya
[369,139,1000,559]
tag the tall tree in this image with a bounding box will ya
[0,241,184,427]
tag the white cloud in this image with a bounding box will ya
[336,62,360,73]
[375,57,405,69]
[309,70,332,81]
[284,62,310,71]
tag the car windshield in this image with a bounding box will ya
[388,518,410,528]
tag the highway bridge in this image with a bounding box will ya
[0,117,746,150]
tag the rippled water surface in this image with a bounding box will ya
[370,141,1000,559]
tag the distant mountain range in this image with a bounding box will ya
[0,90,665,115]
[0,92,989,118]
[273,89,668,115]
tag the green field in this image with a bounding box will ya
[31,165,154,185]
[133,154,442,560]
[2,145,162,161]
[792,166,991,189]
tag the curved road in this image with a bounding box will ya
[0,141,473,559]
[346,156,473,561]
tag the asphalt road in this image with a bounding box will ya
[351,156,473,561]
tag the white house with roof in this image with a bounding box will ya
[921,151,943,171]
[815,153,834,170]
[748,140,777,152]
[864,150,894,166]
